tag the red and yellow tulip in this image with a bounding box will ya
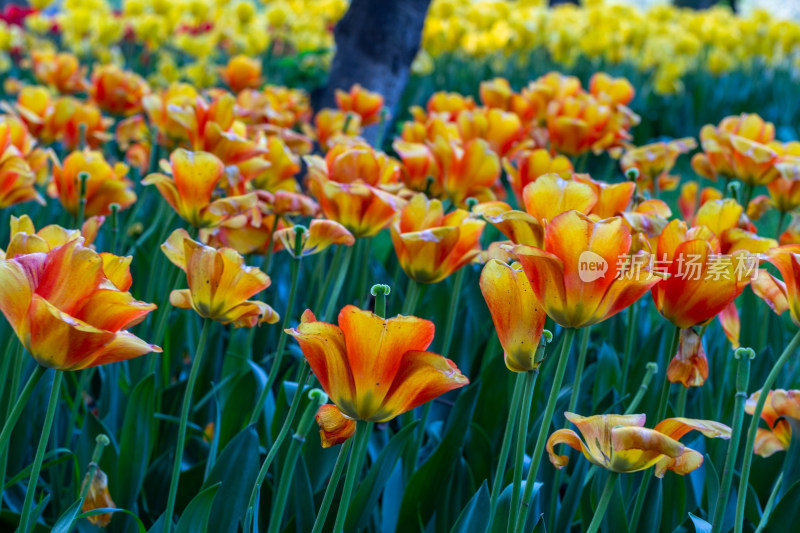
[50,149,136,217]
[275,220,355,258]
[220,55,263,93]
[745,389,800,457]
[90,64,150,117]
[335,84,384,126]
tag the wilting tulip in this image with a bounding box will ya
[514,210,659,328]
[745,389,800,457]
[220,54,263,93]
[275,220,355,258]
[390,194,484,284]
[143,149,257,228]
[50,149,136,217]
[90,64,151,116]
[81,467,116,527]
[503,148,573,205]
[522,174,597,224]
[3,214,104,259]
[651,219,752,329]
[620,137,696,194]
[0,240,160,370]
[335,84,384,126]
[667,328,709,388]
[287,306,469,445]
[161,228,279,327]
[547,412,730,477]
[479,259,546,372]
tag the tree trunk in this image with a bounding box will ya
[315,0,432,144]
[674,0,723,9]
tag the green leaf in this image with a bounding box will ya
[117,374,156,510]
[780,418,800,497]
[395,383,481,532]
[764,479,800,533]
[636,476,663,533]
[76,508,147,532]
[175,483,220,533]
[202,425,260,533]
[688,512,712,533]
[449,481,490,533]
[345,420,419,531]
[51,498,84,533]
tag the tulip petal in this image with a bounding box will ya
[654,448,704,478]
[73,288,156,332]
[546,428,594,469]
[316,404,356,448]
[82,330,162,369]
[752,428,788,458]
[36,240,105,316]
[0,256,37,331]
[609,426,685,473]
[161,228,192,271]
[99,253,133,291]
[653,417,732,441]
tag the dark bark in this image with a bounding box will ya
[315,0,432,143]
[674,0,725,9]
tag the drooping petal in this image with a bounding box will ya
[316,404,356,448]
[654,448,704,478]
[609,426,685,473]
[653,417,732,441]
[546,428,594,469]
[82,330,162,369]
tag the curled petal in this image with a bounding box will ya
[751,270,789,315]
[654,448,704,478]
[752,427,788,457]
[546,428,593,469]
[653,417,732,441]
[316,404,356,448]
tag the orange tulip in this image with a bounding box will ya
[694,198,776,255]
[574,173,636,219]
[305,139,401,188]
[746,195,773,221]
[161,228,279,327]
[142,83,201,143]
[220,55,263,93]
[0,240,160,370]
[236,86,311,130]
[310,108,362,150]
[503,148,573,205]
[425,91,476,121]
[455,108,526,158]
[667,328,709,388]
[479,259,547,372]
[752,245,800,325]
[745,389,800,457]
[31,50,88,94]
[0,115,49,185]
[0,130,41,209]
[431,137,501,207]
[251,136,301,192]
[479,78,514,110]
[677,181,723,221]
[90,64,151,116]
[651,219,751,329]
[547,412,730,477]
[472,201,544,248]
[390,193,484,284]
[335,84,384,126]
[522,174,597,224]
[514,210,659,328]
[50,149,136,217]
[589,72,635,106]
[287,306,469,435]
[620,199,672,254]
[143,148,258,228]
[275,220,355,258]
[620,138,696,194]
[767,173,800,213]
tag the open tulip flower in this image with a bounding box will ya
[287,306,469,446]
[547,412,730,476]
[335,83,385,126]
[275,220,355,258]
[745,389,800,457]
[50,149,136,217]
[161,228,279,327]
[90,64,150,117]
[144,148,258,228]
[3,214,104,259]
[0,130,42,209]
[220,55,263,93]
[522,173,597,224]
[0,239,160,370]
[390,193,485,284]
[503,148,573,205]
[514,210,660,328]
[479,259,546,372]
[620,137,697,194]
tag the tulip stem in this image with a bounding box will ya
[776,211,787,240]
[323,245,356,322]
[314,245,343,315]
[441,268,465,356]
[514,327,576,533]
[488,374,525,524]
[712,348,753,533]
[630,325,680,532]
[246,362,311,531]
[310,437,354,533]
[0,365,46,457]
[79,434,110,502]
[621,304,637,393]
[734,329,800,533]
[18,369,62,533]
[163,318,212,533]
[261,215,280,275]
[251,253,302,425]
[508,369,538,532]
[264,389,327,533]
[755,472,783,533]
[675,385,688,417]
[402,278,422,316]
[624,362,658,415]
[332,420,372,533]
[586,472,618,533]
[76,172,89,228]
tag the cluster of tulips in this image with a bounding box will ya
[1,34,800,533]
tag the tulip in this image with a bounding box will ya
[0,132,41,209]
[308,177,403,239]
[455,108,526,157]
[81,467,116,527]
[503,148,573,205]
[220,54,263,93]
[479,259,546,372]
[744,389,800,457]
[547,412,730,475]
[275,219,355,258]
[514,210,659,329]
[0,239,160,370]
[589,72,635,106]
[31,50,88,94]
[667,328,709,388]
[620,137,696,195]
[3,214,104,259]
[390,193,484,284]
[161,228,279,327]
[310,108,362,150]
[335,83,384,126]
[287,306,468,429]
[90,64,151,116]
[143,148,258,228]
[50,149,137,218]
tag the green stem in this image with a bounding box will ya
[310,437,354,533]
[163,318,212,533]
[0,365,46,456]
[776,210,787,240]
[754,473,783,533]
[508,369,538,532]
[586,472,619,533]
[712,349,752,533]
[675,386,688,417]
[250,254,301,425]
[488,374,525,524]
[621,304,637,393]
[441,268,465,356]
[624,362,658,415]
[735,329,800,533]
[78,435,110,502]
[76,172,88,228]
[314,245,343,316]
[323,245,356,322]
[402,278,422,316]
[514,327,576,533]
[18,369,62,533]
[264,389,327,533]
[261,215,280,275]
[356,238,372,308]
[332,420,372,533]
[246,362,311,523]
